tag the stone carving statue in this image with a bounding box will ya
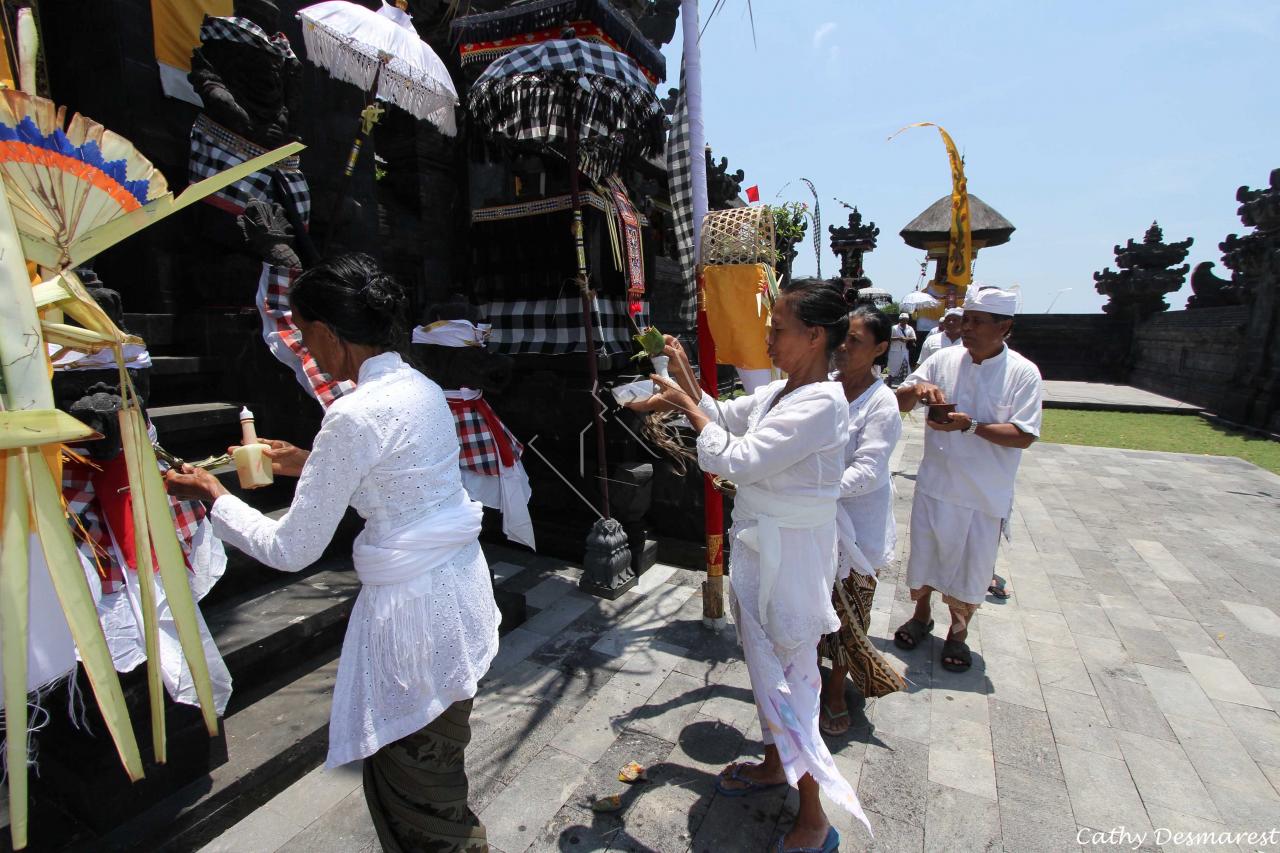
[706,151,744,210]
[829,206,880,288]
[1093,221,1192,319]
[189,0,301,148]
[1186,261,1242,309]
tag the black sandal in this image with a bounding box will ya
[941,638,972,672]
[893,618,935,651]
[988,576,1011,600]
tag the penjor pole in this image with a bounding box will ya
[680,0,724,627]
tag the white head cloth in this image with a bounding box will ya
[898,313,910,320]
[943,307,964,319]
[412,319,491,347]
[964,285,1021,316]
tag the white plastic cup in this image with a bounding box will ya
[651,354,670,394]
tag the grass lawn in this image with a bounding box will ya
[1041,409,1280,475]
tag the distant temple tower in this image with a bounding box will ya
[1093,221,1192,319]
[900,194,1015,325]
[829,207,880,294]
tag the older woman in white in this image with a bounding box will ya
[632,278,867,853]
[167,255,498,853]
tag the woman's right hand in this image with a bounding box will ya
[662,335,701,400]
[227,438,310,478]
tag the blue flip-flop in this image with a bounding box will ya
[775,826,840,853]
[714,764,787,798]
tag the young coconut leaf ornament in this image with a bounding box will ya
[0,89,302,851]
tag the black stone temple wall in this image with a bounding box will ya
[1128,306,1251,416]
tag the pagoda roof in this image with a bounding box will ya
[900,194,1015,250]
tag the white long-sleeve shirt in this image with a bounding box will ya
[210,352,500,766]
[918,330,960,366]
[836,378,902,573]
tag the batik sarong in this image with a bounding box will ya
[363,698,487,853]
[819,573,907,699]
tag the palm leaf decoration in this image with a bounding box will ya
[0,89,302,851]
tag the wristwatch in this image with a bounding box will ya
[962,420,981,434]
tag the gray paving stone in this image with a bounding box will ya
[1151,614,1225,658]
[1075,634,1142,683]
[1135,663,1221,724]
[869,684,932,745]
[983,651,1045,711]
[1096,592,1160,631]
[1212,700,1280,769]
[1061,602,1119,641]
[1222,600,1280,638]
[556,680,651,763]
[522,591,597,637]
[990,699,1061,779]
[1129,538,1199,584]
[274,788,379,853]
[1205,788,1280,850]
[858,736,931,828]
[1057,743,1154,837]
[1090,671,1176,741]
[1179,651,1271,709]
[1164,713,1279,802]
[1140,806,1246,853]
[479,745,590,853]
[1029,640,1096,696]
[1042,685,1122,759]
[922,781,1001,853]
[998,798,1079,853]
[625,669,713,743]
[1115,729,1222,822]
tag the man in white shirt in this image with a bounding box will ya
[886,313,916,386]
[891,287,1043,672]
[918,307,963,365]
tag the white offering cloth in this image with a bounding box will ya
[834,378,902,578]
[694,380,869,830]
[210,353,500,766]
[901,345,1043,521]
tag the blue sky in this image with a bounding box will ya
[658,1,1280,313]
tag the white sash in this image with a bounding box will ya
[732,486,836,633]
[352,492,483,588]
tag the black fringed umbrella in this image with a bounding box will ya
[468,36,664,520]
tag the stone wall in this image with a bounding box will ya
[1007,314,1130,382]
[1129,306,1251,416]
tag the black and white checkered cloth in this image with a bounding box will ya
[664,61,697,326]
[482,295,649,356]
[468,38,664,182]
[188,113,311,224]
[200,15,295,60]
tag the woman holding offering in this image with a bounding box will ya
[630,278,868,853]
[165,254,499,853]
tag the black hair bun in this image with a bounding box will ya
[361,275,405,315]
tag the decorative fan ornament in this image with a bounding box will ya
[0,90,302,851]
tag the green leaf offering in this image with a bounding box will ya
[631,326,665,362]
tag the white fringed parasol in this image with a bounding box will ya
[900,290,941,311]
[297,0,458,133]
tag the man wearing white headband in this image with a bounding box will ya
[891,286,1042,673]
[918,307,963,366]
[886,312,917,386]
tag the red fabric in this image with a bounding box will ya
[746,185,760,203]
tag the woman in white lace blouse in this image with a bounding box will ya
[166,254,499,852]
[630,279,868,853]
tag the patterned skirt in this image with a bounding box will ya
[819,574,907,699]
[362,699,488,853]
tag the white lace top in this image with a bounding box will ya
[695,380,848,650]
[837,378,902,575]
[210,352,500,766]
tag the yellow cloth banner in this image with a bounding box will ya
[891,122,973,287]
[703,263,773,370]
[0,21,14,90]
[151,0,231,72]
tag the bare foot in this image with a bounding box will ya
[718,761,786,792]
[781,819,831,851]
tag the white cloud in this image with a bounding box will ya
[812,21,837,50]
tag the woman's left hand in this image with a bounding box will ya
[164,465,230,503]
[625,374,697,416]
